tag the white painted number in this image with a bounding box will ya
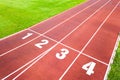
[35,39,49,48]
[82,62,96,76]
[22,33,33,39]
[56,48,69,59]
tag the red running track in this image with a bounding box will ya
[0,0,120,80]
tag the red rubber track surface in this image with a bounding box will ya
[0,0,120,80]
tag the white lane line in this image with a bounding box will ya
[59,1,120,80]
[0,0,97,41]
[12,43,61,80]
[0,36,40,57]
[1,46,55,80]
[104,33,120,80]
[0,0,100,57]
[3,0,112,79]
[82,53,108,65]
[41,0,101,35]
[29,28,109,65]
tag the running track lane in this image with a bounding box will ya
[0,1,117,79]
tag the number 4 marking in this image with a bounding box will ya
[82,62,96,76]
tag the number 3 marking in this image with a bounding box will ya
[82,62,96,76]
[56,48,69,59]
[35,39,49,48]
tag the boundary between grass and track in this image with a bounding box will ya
[104,32,120,80]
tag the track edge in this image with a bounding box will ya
[104,32,120,80]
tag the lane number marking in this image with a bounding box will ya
[22,33,33,39]
[56,48,69,59]
[82,62,96,76]
[35,39,49,49]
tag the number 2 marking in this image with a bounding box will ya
[35,39,49,48]
[56,48,69,59]
[22,33,33,39]
[82,62,96,76]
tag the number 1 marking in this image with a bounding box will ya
[22,33,33,39]
[56,48,69,59]
[82,62,96,76]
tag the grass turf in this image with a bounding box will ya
[0,0,85,38]
[108,42,120,80]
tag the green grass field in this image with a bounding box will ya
[0,0,120,79]
[0,0,85,38]
[108,42,120,80]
